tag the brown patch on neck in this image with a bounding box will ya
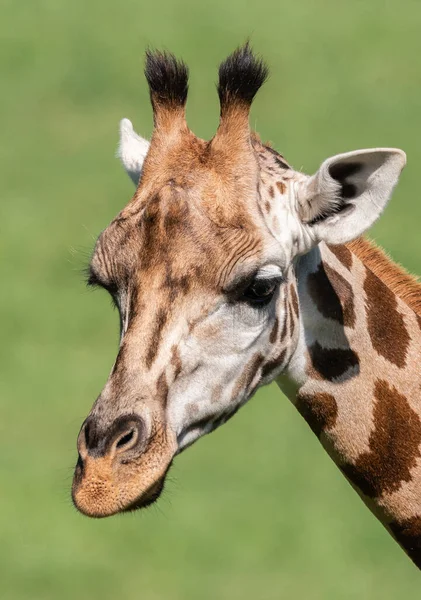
[296,391,338,438]
[342,379,421,498]
[308,342,359,382]
[347,237,421,317]
[307,262,355,328]
[363,267,410,368]
[327,244,353,271]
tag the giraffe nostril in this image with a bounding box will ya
[76,452,84,471]
[116,428,135,450]
[112,417,144,455]
[84,421,91,448]
[78,414,145,457]
[74,452,84,483]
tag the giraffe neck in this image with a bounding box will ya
[277,240,421,568]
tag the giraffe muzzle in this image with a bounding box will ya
[71,413,176,517]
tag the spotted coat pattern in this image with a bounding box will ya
[294,240,421,568]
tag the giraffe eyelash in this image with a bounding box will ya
[227,272,284,307]
[84,266,120,311]
[240,277,281,306]
[85,265,118,294]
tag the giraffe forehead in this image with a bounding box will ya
[93,193,265,293]
[92,139,297,290]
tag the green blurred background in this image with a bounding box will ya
[2,0,421,598]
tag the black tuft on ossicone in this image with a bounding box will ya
[145,50,189,108]
[218,42,269,112]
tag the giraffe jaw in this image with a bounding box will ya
[120,471,169,513]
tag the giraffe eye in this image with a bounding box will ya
[241,278,279,306]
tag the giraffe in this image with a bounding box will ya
[72,44,421,568]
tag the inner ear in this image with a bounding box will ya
[301,147,406,245]
[328,161,362,199]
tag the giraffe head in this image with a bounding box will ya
[72,44,406,517]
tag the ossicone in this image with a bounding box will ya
[217,42,269,116]
[145,50,189,114]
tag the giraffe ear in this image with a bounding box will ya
[117,118,150,185]
[297,148,406,245]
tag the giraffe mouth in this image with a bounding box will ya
[71,456,173,517]
[121,470,169,513]
[71,425,176,518]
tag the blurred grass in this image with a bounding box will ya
[1,0,421,598]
